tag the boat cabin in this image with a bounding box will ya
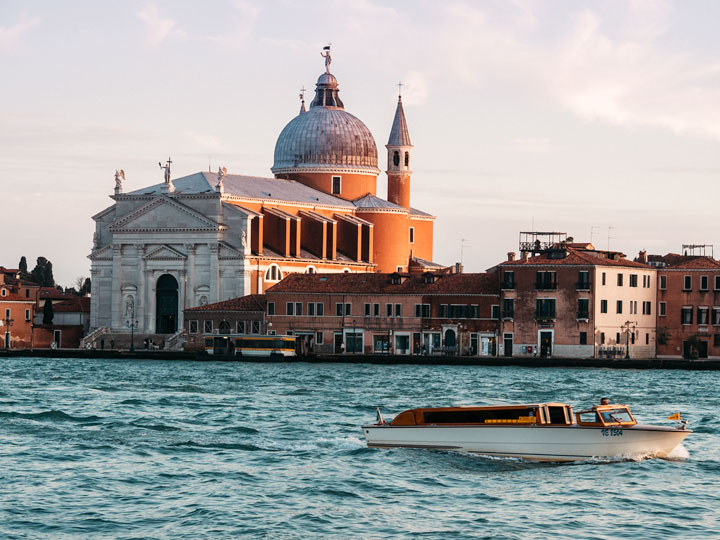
[575,405,637,427]
[389,403,574,426]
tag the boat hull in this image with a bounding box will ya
[362,424,691,462]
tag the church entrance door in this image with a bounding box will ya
[156,274,179,334]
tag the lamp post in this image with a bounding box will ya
[622,320,636,359]
[352,319,357,354]
[126,304,138,353]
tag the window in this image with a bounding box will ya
[404,151,409,167]
[602,272,606,286]
[344,303,351,316]
[393,151,400,167]
[600,332,605,344]
[535,299,556,319]
[681,307,693,325]
[294,302,302,316]
[267,302,275,316]
[491,305,500,319]
[713,307,720,325]
[659,275,667,290]
[440,304,448,317]
[386,303,393,317]
[616,332,621,344]
[600,299,608,314]
[203,320,213,333]
[287,302,294,316]
[684,276,692,291]
[629,274,638,287]
[308,302,315,316]
[578,271,590,289]
[395,304,402,317]
[646,333,649,345]
[642,301,651,315]
[189,320,198,334]
[503,271,515,289]
[629,301,637,315]
[373,303,379,316]
[580,332,587,345]
[316,331,324,345]
[415,304,430,318]
[305,266,317,274]
[332,176,341,194]
[715,276,720,291]
[701,276,709,291]
[236,321,245,334]
[617,274,623,286]
[715,334,720,347]
[503,298,514,319]
[616,300,623,314]
[251,321,260,334]
[536,271,557,289]
[577,299,589,319]
[265,264,283,282]
[5,308,10,319]
[336,303,344,317]
[698,307,709,325]
[316,303,324,316]
[0,289,5,297]
[24,309,30,322]
[364,303,371,316]
[659,302,667,316]
[409,227,415,244]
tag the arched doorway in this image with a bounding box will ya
[156,274,178,334]
[444,328,456,350]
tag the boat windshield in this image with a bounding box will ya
[577,406,635,426]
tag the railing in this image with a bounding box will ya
[576,281,591,290]
[79,327,109,349]
[598,346,626,359]
[535,282,557,290]
[577,311,590,320]
[534,313,556,321]
[166,329,187,351]
[502,311,514,319]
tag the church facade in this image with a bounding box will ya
[89,50,436,335]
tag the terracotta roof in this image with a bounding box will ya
[0,289,36,303]
[52,297,91,313]
[185,294,266,313]
[499,248,651,269]
[647,253,696,267]
[266,272,498,295]
[662,256,720,270]
[38,288,75,300]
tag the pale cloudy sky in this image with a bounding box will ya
[2,0,720,286]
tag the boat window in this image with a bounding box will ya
[598,408,633,424]
[547,406,569,425]
[423,408,537,424]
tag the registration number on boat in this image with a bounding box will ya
[601,428,623,437]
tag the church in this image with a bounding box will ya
[88,49,436,336]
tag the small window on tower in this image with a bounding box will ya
[404,152,409,167]
[393,151,400,167]
[409,227,415,243]
[332,176,341,194]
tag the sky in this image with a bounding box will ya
[2,0,720,287]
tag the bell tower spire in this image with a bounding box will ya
[386,88,412,208]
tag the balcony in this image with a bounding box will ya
[502,311,514,320]
[576,281,591,291]
[535,282,557,290]
[534,312,556,321]
[501,282,516,290]
[577,311,590,320]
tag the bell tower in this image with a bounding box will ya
[386,93,412,209]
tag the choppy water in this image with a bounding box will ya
[1,358,718,539]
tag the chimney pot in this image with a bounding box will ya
[507,252,516,262]
[638,250,648,264]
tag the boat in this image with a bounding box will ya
[362,402,691,462]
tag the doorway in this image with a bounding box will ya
[503,333,513,357]
[540,331,553,358]
[156,274,179,334]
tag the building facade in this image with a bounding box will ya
[264,271,498,355]
[656,256,720,359]
[89,49,435,337]
[496,245,656,359]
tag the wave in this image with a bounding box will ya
[0,410,103,423]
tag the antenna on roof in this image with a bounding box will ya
[208,155,211,172]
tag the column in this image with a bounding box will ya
[209,243,220,303]
[185,243,196,307]
[137,245,146,332]
[110,244,123,330]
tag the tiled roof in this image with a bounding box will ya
[353,193,405,210]
[52,297,91,313]
[185,294,266,313]
[388,97,412,146]
[499,248,651,269]
[663,256,720,269]
[38,288,75,300]
[0,289,35,303]
[266,272,498,296]
[647,253,695,266]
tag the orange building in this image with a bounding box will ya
[0,267,35,349]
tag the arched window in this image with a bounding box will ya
[0,289,5,297]
[342,268,351,273]
[265,264,283,282]
[219,320,231,334]
[404,152,409,167]
[393,151,400,167]
[306,266,317,274]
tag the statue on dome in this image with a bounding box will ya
[216,166,227,190]
[321,44,332,73]
[159,157,172,184]
[114,169,125,194]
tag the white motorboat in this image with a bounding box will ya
[362,403,691,462]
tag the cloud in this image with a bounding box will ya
[511,137,551,154]
[206,1,261,48]
[399,71,429,106]
[137,4,185,46]
[0,17,40,51]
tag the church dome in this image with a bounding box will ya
[272,69,379,175]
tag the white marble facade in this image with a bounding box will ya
[89,186,252,334]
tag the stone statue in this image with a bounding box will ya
[159,158,172,184]
[216,166,227,190]
[93,232,99,248]
[241,230,247,249]
[321,44,331,73]
[114,169,125,194]
[125,296,134,317]
[199,296,208,306]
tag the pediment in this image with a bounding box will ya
[218,242,244,259]
[88,245,112,261]
[144,245,187,260]
[111,196,220,232]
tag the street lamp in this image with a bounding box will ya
[622,320,636,359]
[126,304,138,353]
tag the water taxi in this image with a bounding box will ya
[363,403,690,462]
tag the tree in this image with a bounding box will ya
[18,256,28,276]
[30,257,55,287]
[42,299,54,325]
[74,276,91,296]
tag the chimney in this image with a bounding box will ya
[507,252,516,262]
[638,250,647,264]
[522,251,529,261]
[454,262,464,274]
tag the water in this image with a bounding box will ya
[1,358,718,539]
